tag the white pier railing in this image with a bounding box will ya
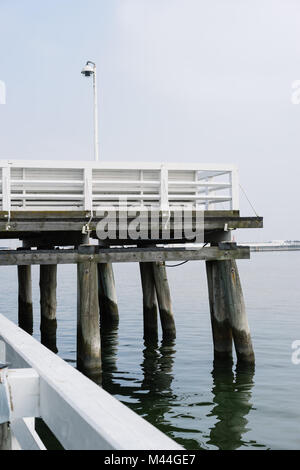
[0,160,239,212]
[0,314,182,450]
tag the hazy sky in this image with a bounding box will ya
[0,0,300,241]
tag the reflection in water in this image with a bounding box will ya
[138,339,176,431]
[208,363,255,450]
[100,325,119,390]
[141,339,175,393]
[101,330,176,434]
[100,328,259,450]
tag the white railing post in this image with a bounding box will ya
[160,164,169,214]
[84,168,93,212]
[2,166,11,213]
[205,176,215,210]
[230,168,239,211]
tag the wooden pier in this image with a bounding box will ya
[0,160,263,449]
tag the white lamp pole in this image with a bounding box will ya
[81,61,99,161]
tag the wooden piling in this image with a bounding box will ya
[97,263,119,328]
[0,423,11,450]
[206,259,254,364]
[139,262,158,340]
[206,260,233,363]
[39,264,58,353]
[18,265,33,335]
[220,259,255,364]
[152,262,176,340]
[77,246,101,382]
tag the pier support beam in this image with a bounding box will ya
[206,259,255,365]
[139,263,158,340]
[206,261,233,363]
[77,247,101,382]
[221,259,255,364]
[0,423,11,450]
[18,265,33,335]
[152,262,176,340]
[97,263,119,328]
[39,265,58,353]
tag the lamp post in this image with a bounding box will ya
[81,61,99,161]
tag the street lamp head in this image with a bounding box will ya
[81,62,95,77]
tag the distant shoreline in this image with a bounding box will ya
[240,243,300,252]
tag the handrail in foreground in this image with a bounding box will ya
[0,314,183,450]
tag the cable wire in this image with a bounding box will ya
[239,183,260,217]
[165,243,209,267]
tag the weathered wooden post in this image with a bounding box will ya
[98,263,119,328]
[0,423,11,450]
[152,261,176,340]
[206,259,255,365]
[0,364,11,450]
[206,260,233,363]
[139,262,158,340]
[77,245,102,383]
[39,264,58,353]
[17,263,33,335]
[220,259,255,364]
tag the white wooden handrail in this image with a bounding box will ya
[0,314,183,450]
[0,160,239,212]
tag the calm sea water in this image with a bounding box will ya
[1,252,300,450]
